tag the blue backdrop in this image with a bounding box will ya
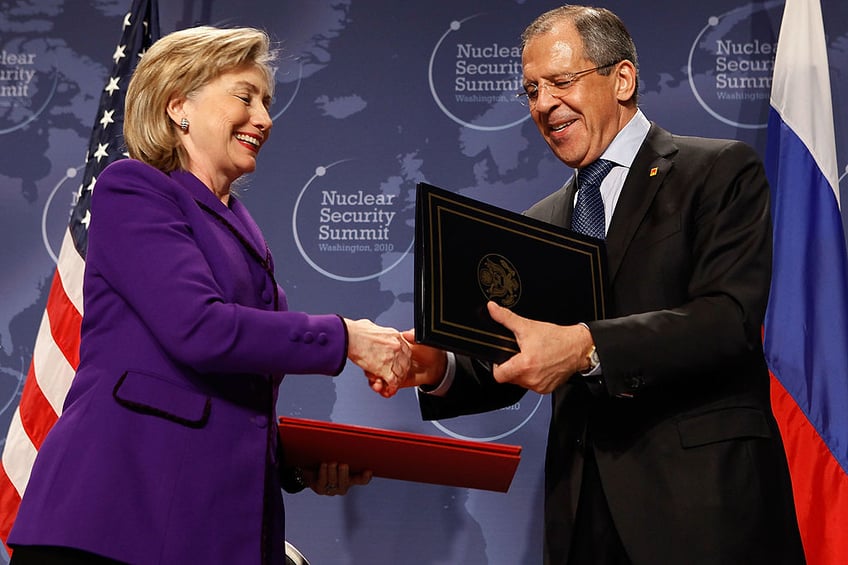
[1,1,846,563]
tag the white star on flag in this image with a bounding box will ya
[93,143,109,162]
[99,109,114,129]
[104,76,120,95]
[112,44,126,64]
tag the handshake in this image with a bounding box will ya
[343,300,601,398]
[342,318,446,398]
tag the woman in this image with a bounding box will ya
[8,26,408,564]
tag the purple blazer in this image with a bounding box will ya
[9,159,348,564]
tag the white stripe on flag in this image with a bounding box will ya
[770,0,839,199]
[32,313,76,417]
[1,410,38,498]
[56,229,86,315]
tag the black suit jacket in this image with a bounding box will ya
[419,124,804,564]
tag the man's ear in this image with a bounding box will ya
[614,60,637,103]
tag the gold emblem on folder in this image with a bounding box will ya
[477,254,521,308]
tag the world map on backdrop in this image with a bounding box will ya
[1,0,846,563]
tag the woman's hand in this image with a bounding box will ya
[304,462,372,496]
[367,329,447,397]
[344,318,411,397]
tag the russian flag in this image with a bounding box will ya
[764,0,848,563]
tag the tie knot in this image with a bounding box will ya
[578,159,615,191]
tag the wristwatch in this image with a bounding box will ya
[586,346,600,370]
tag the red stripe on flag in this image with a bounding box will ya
[15,266,81,450]
[771,374,848,564]
[0,463,20,555]
[17,362,60,452]
[46,268,82,371]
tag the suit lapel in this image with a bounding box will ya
[170,170,269,264]
[604,125,677,284]
[560,178,578,228]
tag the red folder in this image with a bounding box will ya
[278,417,522,493]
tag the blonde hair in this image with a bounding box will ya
[124,26,276,172]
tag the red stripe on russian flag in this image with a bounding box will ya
[771,376,848,563]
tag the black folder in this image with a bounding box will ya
[414,182,608,363]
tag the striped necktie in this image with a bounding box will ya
[571,159,615,239]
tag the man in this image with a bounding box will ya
[374,5,805,564]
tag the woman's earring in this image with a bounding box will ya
[180,117,189,132]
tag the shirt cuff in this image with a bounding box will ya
[418,351,456,397]
[578,322,602,376]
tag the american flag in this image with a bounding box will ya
[765,0,848,562]
[0,0,160,550]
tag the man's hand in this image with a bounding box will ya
[487,301,594,394]
[366,329,447,398]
